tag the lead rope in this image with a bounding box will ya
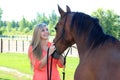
[47,48,49,80]
[47,48,53,80]
[62,47,72,80]
[50,56,53,80]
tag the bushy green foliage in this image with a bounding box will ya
[92,8,120,39]
[0,11,58,36]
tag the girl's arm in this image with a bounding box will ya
[39,44,56,69]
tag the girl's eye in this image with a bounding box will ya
[41,28,48,32]
[41,29,45,32]
[46,28,48,31]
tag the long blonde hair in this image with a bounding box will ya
[30,23,47,60]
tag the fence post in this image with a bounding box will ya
[0,38,3,53]
[16,40,17,52]
[8,39,10,51]
[22,40,24,52]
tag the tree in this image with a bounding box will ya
[48,10,59,35]
[35,13,49,24]
[0,8,3,27]
[91,8,120,39]
[6,21,12,32]
[18,17,29,31]
[11,20,16,28]
[3,21,7,27]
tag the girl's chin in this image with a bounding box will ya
[42,38,48,40]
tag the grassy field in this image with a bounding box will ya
[0,53,79,80]
[0,70,31,80]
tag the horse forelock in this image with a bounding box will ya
[70,12,116,49]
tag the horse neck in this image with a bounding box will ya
[74,35,90,60]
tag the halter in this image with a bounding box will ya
[54,12,69,45]
[47,12,73,80]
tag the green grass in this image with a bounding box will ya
[59,57,79,80]
[0,70,17,80]
[0,53,79,80]
[0,70,31,80]
[0,53,32,74]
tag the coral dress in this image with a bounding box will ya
[28,42,63,80]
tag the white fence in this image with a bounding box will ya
[0,36,54,53]
[0,38,30,53]
[0,36,78,57]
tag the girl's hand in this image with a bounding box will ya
[49,43,56,55]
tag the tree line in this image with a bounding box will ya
[0,9,58,36]
[0,8,120,39]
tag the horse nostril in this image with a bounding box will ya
[53,39,56,43]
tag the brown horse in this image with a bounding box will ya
[53,5,120,80]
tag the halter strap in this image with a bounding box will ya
[62,47,72,80]
[54,13,68,44]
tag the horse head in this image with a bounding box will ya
[53,5,75,54]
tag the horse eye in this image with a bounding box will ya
[55,27,57,30]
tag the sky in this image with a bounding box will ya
[0,0,120,21]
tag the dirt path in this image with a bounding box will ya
[0,66,32,79]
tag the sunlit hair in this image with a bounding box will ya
[30,23,47,60]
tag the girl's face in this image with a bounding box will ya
[40,27,49,40]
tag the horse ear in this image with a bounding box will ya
[66,5,71,12]
[58,5,65,17]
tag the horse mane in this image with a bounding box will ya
[70,12,116,49]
